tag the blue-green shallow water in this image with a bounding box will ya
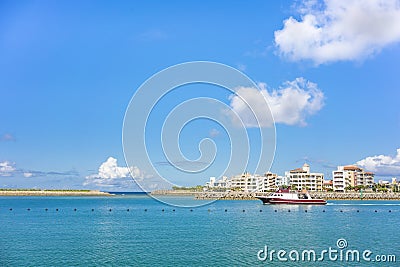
[1,196,399,266]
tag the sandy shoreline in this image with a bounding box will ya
[0,190,111,196]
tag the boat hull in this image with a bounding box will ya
[269,198,326,205]
[256,197,326,205]
[256,197,271,204]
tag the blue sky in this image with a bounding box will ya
[1,0,400,191]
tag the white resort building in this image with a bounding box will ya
[275,175,290,187]
[205,164,375,193]
[285,163,324,191]
[332,165,374,192]
[205,176,231,189]
[206,172,278,192]
[230,172,277,192]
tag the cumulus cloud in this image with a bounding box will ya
[228,77,324,127]
[274,0,400,64]
[86,157,142,179]
[84,157,147,188]
[0,161,16,176]
[357,148,400,176]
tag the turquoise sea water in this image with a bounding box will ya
[1,195,399,266]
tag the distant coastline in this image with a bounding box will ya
[3,189,400,200]
[0,189,111,196]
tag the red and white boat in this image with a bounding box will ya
[256,188,327,205]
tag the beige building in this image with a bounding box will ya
[262,172,278,192]
[229,172,277,192]
[332,165,374,192]
[285,163,324,191]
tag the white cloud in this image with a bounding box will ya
[86,157,142,179]
[0,161,16,177]
[84,157,147,189]
[84,158,180,191]
[275,0,400,64]
[228,77,324,127]
[23,172,33,178]
[357,148,400,176]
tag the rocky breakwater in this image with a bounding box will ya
[311,191,400,200]
[151,190,202,196]
[196,191,400,200]
[195,191,258,200]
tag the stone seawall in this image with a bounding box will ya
[310,192,400,200]
[195,191,258,200]
[195,191,400,200]
[151,190,202,196]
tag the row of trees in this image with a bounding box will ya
[344,185,369,191]
[172,183,400,193]
[343,184,400,192]
[372,183,400,193]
